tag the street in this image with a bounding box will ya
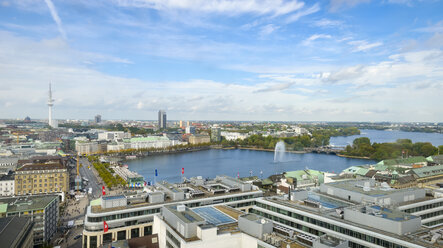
[79,157,103,199]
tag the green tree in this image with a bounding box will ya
[353,137,371,148]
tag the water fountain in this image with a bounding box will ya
[274,141,286,163]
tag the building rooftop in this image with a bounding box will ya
[0,195,58,213]
[380,156,428,166]
[192,206,236,226]
[0,216,32,248]
[261,197,430,247]
[427,155,443,164]
[164,205,205,224]
[129,136,169,142]
[90,176,259,214]
[0,173,14,181]
[102,195,126,201]
[0,157,19,164]
[324,179,420,197]
[17,162,65,171]
[410,164,443,178]
[351,205,419,221]
[284,169,324,182]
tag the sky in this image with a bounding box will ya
[0,0,442,122]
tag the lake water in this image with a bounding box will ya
[127,129,442,183]
[330,129,443,147]
[127,149,373,183]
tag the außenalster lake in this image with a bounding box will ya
[330,129,443,147]
[127,149,374,183]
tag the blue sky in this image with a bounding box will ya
[0,0,442,121]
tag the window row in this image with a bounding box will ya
[252,203,409,248]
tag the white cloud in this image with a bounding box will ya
[322,50,443,88]
[254,82,294,93]
[259,24,279,36]
[285,3,320,23]
[313,18,343,27]
[306,34,332,42]
[115,0,305,17]
[387,0,414,6]
[1,22,442,122]
[415,21,443,33]
[303,34,332,45]
[329,0,370,12]
[348,40,382,52]
[44,0,66,39]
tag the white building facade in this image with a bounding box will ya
[0,175,14,196]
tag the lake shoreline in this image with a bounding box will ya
[336,154,372,160]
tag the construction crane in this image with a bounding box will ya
[12,131,25,144]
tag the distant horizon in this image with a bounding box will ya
[2,117,442,124]
[0,1,442,122]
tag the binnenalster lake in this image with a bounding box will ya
[127,129,443,183]
[127,149,374,183]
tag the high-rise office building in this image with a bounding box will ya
[179,120,183,128]
[211,127,221,142]
[158,110,167,129]
[94,114,102,124]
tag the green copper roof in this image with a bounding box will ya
[411,164,443,178]
[382,156,427,166]
[355,168,369,176]
[284,170,324,184]
[0,204,7,213]
[342,166,363,174]
[261,179,273,185]
[90,198,102,206]
[374,164,388,171]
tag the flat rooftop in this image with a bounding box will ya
[165,205,204,224]
[193,206,236,226]
[0,216,32,248]
[17,162,65,171]
[260,197,430,247]
[307,192,351,209]
[0,195,58,213]
[90,182,260,214]
[351,205,419,221]
[325,180,421,197]
[103,195,126,201]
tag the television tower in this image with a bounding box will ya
[48,83,54,127]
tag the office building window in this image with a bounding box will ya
[89,236,97,248]
[131,228,139,238]
[103,233,112,244]
[117,231,126,240]
[144,226,152,236]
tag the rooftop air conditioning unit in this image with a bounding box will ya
[177,205,186,212]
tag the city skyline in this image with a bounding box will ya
[0,1,442,122]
